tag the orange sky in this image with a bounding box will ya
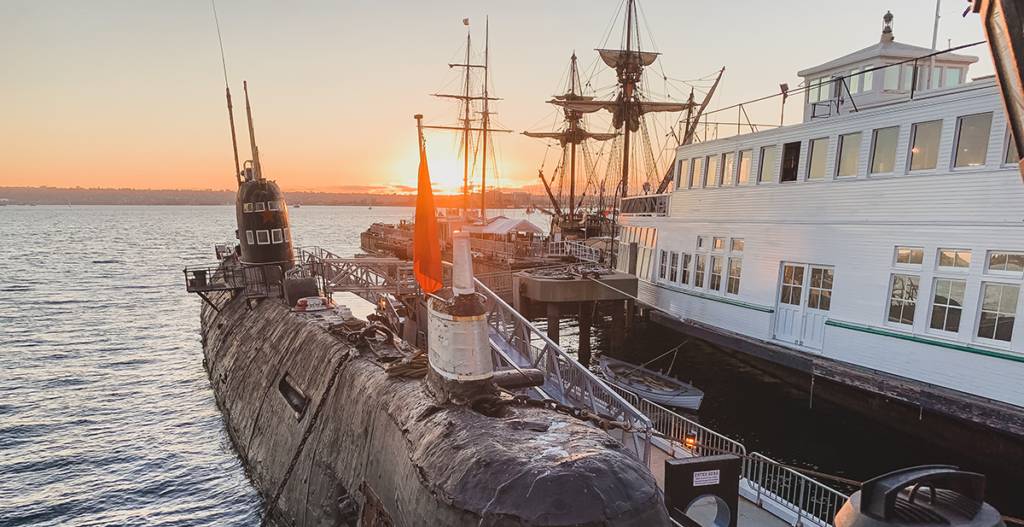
[0,1,992,193]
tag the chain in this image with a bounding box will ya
[259,351,351,527]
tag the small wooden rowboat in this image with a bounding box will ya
[599,356,704,410]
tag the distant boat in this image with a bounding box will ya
[600,356,704,409]
[293,203,300,208]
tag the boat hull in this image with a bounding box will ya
[600,357,704,410]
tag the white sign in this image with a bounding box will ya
[693,469,720,487]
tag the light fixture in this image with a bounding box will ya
[684,431,697,449]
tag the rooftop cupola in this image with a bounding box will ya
[881,11,894,43]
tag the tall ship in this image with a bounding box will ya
[523,0,721,244]
[615,13,1024,437]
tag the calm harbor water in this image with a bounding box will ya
[0,205,1019,524]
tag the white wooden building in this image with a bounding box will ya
[617,17,1024,434]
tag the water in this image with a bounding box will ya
[0,204,539,526]
[2,205,1019,524]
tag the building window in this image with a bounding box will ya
[695,254,707,288]
[870,126,899,174]
[807,137,829,179]
[945,68,962,87]
[888,274,920,326]
[254,202,266,212]
[670,252,679,282]
[691,157,703,188]
[909,120,942,171]
[710,256,723,291]
[861,66,874,92]
[781,142,801,182]
[727,258,742,295]
[930,66,943,89]
[987,251,1024,274]
[697,236,708,250]
[1005,131,1021,165]
[904,66,924,91]
[732,238,744,252]
[780,265,804,306]
[256,230,271,245]
[680,254,692,285]
[848,68,860,94]
[705,155,718,187]
[938,250,971,270]
[953,113,993,168]
[808,267,834,310]
[271,228,283,244]
[977,283,1019,342]
[246,230,254,245]
[713,237,725,250]
[722,152,736,185]
[930,278,966,333]
[738,150,752,183]
[807,76,830,103]
[883,65,900,90]
[895,246,925,266]
[837,132,861,177]
[677,159,688,188]
[243,203,253,213]
[659,250,668,280]
[267,201,281,211]
[759,145,776,183]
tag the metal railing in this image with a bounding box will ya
[546,240,605,263]
[743,453,849,527]
[474,270,514,295]
[474,278,653,463]
[184,264,245,293]
[295,246,418,306]
[620,194,669,216]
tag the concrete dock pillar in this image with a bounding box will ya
[578,301,594,367]
[625,299,635,329]
[547,302,560,346]
[611,299,625,352]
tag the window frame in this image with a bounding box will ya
[267,201,281,212]
[243,203,254,213]
[807,266,835,312]
[836,132,862,178]
[722,152,736,186]
[1003,127,1021,167]
[908,120,943,172]
[695,254,707,289]
[974,282,1020,344]
[271,228,283,244]
[731,238,744,252]
[245,230,254,245]
[680,253,692,285]
[727,257,742,295]
[952,112,993,169]
[659,250,668,280]
[669,252,679,282]
[806,137,830,180]
[712,237,726,251]
[709,255,724,292]
[256,229,271,245]
[737,150,753,184]
[869,126,900,175]
[936,249,971,272]
[887,273,920,327]
[254,202,266,213]
[985,250,1024,277]
[759,145,777,183]
[705,155,718,187]
[690,157,704,188]
[929,277,967,336]
[894,246,925,269]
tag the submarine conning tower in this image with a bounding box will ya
[235,169,294,270]
[425,230,496,403]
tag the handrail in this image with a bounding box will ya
[473,277,653,464]
[743,452,849,527]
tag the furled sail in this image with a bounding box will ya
[597,49,660,68]
[523,129,618,146]
[548,98,693,115]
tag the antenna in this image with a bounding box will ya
[211,0,242,186]
[243,81,261,181]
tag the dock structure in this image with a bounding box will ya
[232,250,852,527]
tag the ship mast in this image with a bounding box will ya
[462,30,472,211]
[481,19,489,217]
[619,0,636,199]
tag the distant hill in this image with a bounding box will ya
[0,187,545,208]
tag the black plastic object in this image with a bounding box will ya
[836,465,1005,527]
[664,454,741,527]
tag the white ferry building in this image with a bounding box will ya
[617,14,1024,436]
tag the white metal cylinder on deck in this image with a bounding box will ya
[427,297,492,381]
[453,231,475,296]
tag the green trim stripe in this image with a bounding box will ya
[825,319,1024,364]
[658,283,774,313]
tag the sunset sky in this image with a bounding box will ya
[0,1,993,193]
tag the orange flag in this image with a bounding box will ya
[414,121,443,294]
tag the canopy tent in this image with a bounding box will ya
[463,217,544,235]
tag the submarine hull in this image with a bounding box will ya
[199,275,669,526]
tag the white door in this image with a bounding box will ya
[774,263,834,350]
[774,263,806,344]
[800,266,834,349]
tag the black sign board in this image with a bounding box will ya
[664,454,741,527]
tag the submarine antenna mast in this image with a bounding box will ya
[243,81,262,181]
[211,0,242,186]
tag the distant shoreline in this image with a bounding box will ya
[0,187,543,208]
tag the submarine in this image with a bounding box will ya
[187,84,670,526]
